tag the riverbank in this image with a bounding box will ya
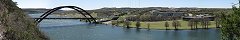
[113,20,219,30]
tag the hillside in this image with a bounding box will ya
[0,0,48,40]
[52,7,230,18]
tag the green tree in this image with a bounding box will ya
[201,18,210,29]
[172,20,180,30]
[176,20,181,27]
[193,18,199,29]
[200,18,206,28]
[136,21,141,29]
[123,20,131,28]
[205,18,210,29]
[147,23,150,30]
[221,1,240,40]
[165,21,169,30]
[140,14,151,21]
[215,17,220,28]
[188,19,194,30]
[214,10,226,28]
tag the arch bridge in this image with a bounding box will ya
[33,6,97,23]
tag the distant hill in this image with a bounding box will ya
[22,8,64,14]
[87,7,231,18]
[23,7,231,14]
[24,7,231,18]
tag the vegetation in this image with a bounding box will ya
[117,20,216,30]
[220,1,240,40]
[164,21,169,30]
[200,18,210,29]
[172,20,181,30]
[215,15,221,28]
[136,21,141,29]
[123,20,131,28]
[50,6,230,19]
[0,0,47,40]
[188,20,194,29]
[147,23,150,30]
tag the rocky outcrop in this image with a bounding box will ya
[0,0,48,40]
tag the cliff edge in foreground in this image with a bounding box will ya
[0,0,48,40]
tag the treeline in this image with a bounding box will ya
[220,1,240,40]
[117,16,214,30]
[126,15,182,21]
[48,7,229,18]
[187,18,212,29]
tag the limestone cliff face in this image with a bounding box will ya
[0,0,48,40]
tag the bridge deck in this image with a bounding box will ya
[32,18,97,19]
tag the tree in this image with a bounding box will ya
[200,18,210,29]
[136,21,141,29]
[188,19,194,30]
[140,14,151,21]
[221,1,240,40]
[0,0,48,40]
[205,18,210,29]
[14,2,18,5]
[214,11,226,28]
[172,20,180,30]
[124,20,131,28]
[111,20,117,26]
[176,20,181,27]
[200,18,206,28]
[215,17,220,28]
[192,18,199,29]
[147,23,150,30]
[165,21,169,30]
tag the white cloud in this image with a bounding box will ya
[13,0,50,8]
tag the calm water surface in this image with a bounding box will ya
[29,13,220,40]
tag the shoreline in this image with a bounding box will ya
[100,23,220,30]
[115,25,220,30]
[102,20,220,30]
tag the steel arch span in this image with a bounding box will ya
[35,6,96,23]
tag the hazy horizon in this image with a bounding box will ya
[13,0,237,10]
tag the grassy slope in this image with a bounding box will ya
[118,20,217,30]
[111,9,219,30]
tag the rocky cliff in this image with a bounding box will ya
[0,0,47,40]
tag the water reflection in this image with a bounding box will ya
[28,14,220,40]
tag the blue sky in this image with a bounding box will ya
[13,0,237,10]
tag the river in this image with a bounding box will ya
[29,13,220,40]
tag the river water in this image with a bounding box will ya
[29,13,220,40]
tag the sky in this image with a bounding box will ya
[13,0,238,10]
